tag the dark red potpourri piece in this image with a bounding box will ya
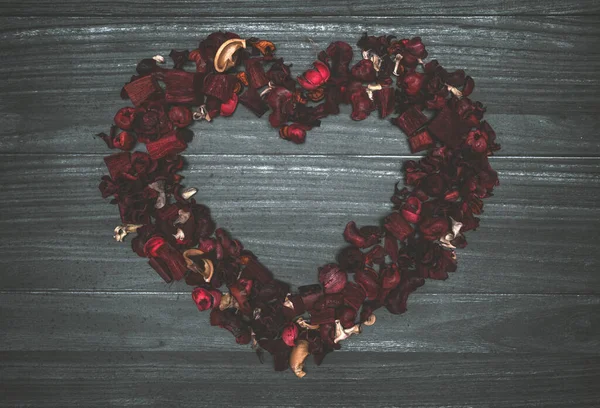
[98,31,501,378]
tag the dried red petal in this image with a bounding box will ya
[343,221,380,248]
[376,87,395,119]
[239,83,269,117]
[350,89,375,121]
[148,257,173,283]
[354,267,379,300]
[279,123,309,144]
[385,272,425,314]
[298,284,323,310]
[203,73,237,102]
[103,151,131,179]
[168,106,193,128]
[143,236,187,280]
[220,93,239,116]
[427,103,472,148]
[318,264,348,294]
[113,131,135,151]
[393,107,428,136]
[341,282,366,311]
[281,322,299,347]
[408,129,435,153]
[238,258,271,284]
[402,71,425,96]
[209,308,251,344]
[337,246,365,273]
[401,196,422,224]
[244,57,269,88]
[313,293,344,310]
[124,75,162,107]
[163,70,198,105]
[335,305,357,328]
[192,287,222,311]
[350,59,376,82]
[384,212,414,241]
[145,130,187,160]
[380,263,401,290]
[266,86,294,127]
[419,217,449,241]
[114,107,137,130]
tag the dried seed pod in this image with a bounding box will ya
[236,71,249,86]
[219,292,237,310]
[363,313,376,326]
[113,224,143,242]
[182,248,214,282]
[295,317,320,330]
[214,38,246,73]
[249,39,276,56]
[289,340,310,378]
[181,187,198,200]
[307,87,325,102]
[333,319,361,343]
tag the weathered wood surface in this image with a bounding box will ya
[1,0,599,16]
[1,353,598,408]
[1,292,598,352]
[1,17,599,158]
[1,155,599,293]
[0,4,599,407]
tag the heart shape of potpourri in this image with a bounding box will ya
[98,31,501,378]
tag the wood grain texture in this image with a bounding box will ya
[1,7,599,407]
[2,0,600,16]
[1,292,598,352]
[1,352,599,407]
[1,155,599,293]
[0,16,598,149]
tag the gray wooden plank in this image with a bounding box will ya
[1,154,599,293]
[1,0,598,17]
[1,352,598,407]
[2,106,599,156]
[0,17,598,161]
[0,292,597,352]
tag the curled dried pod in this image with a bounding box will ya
[219,292,239,310]
[183,248,214,282]
[113,224,143,242]
[289,340,310,378]
[236,71,249,86]
[333,319,361,344]
[249,39,276,56]
[232,81,243,94]
[181,187,198,200]
[214,38,246,73]
[363,313,376,326]
[307,87,325,102]
[296,317,320,330]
